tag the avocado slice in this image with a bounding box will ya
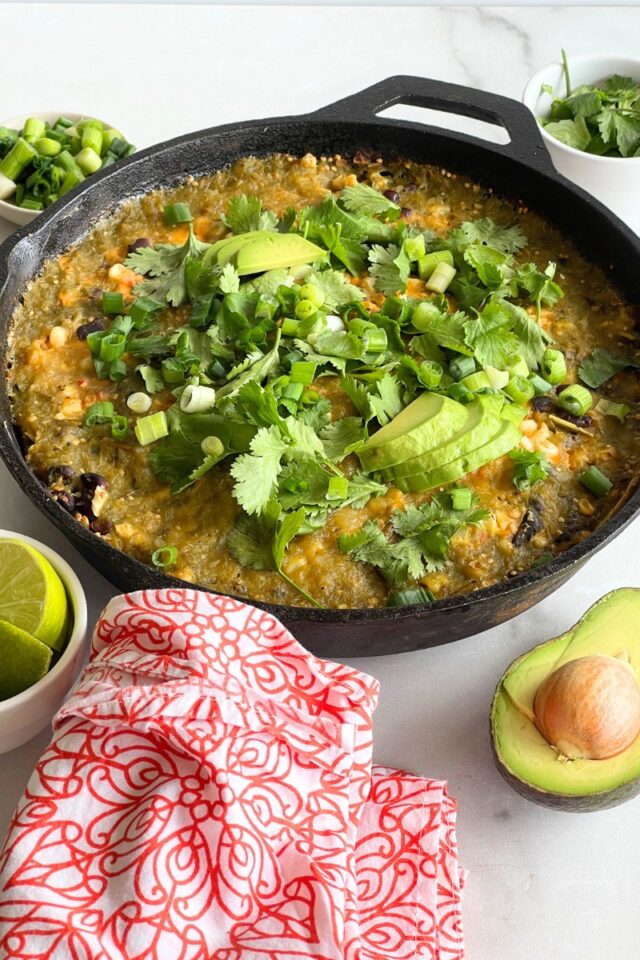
[203,231,264,268]
[381,396,502,480]
[357,393,467,471]
[491,589,640,810]
[392,418,520,493]
[235,233,327,275]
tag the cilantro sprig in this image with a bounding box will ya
[509,449,552,491]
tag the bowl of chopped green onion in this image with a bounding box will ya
[523,52,640,228]
[0,112,135,226]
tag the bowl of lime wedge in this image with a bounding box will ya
[0,531,87,752]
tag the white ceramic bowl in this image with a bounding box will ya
[0,531,88,753]
[523,54,640,230]
[0,111,115,227]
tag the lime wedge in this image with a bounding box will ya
[0,618,52,700]
[0,539,68,651]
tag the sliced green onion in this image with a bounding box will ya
[201,436,225,458]
[82,126,102,155]
[387,587,435,607]
[448,383,475,404]
[595,398,631,422]
[282,381,304,402]
[53,116,73,130]
[75,147,102,174]
[557,384,592,416]
[579,465,613,498]
[450,486,472,510]
[0,137,37,186]
[59,170,84,196]
[109,359,128,381]
[99,331,127,362]
[417,250,454,280]
[163,202,192,225]
[19,196,43,211]
[484,366,510,390]
[102,291,125,316]
[35,137,61,157]
[363,327,387,354]
[135,411,169,445]
[449,356,476,381]
[541,348,567,384]
[290,361,317,385]
[85,401,115,426]
[460,371,491,392]
[281,318,299,337]
[55,150,82,174]
[529,373,552,395]
[295,299,316,322]
[14,183,24,205]
[101,128,124,155]
[151,545,179,568]
[505,355,529,378]
[299,283,324,308]
[426,261,456,293]
[22,117,46,143]
[161,358,185,384]
[127,392,152,414]
[129,297,163,328]
[111,415,129,440]
[179,384,217,413]
[327,476,349,500]
[501,403,528,425]
[418,360,443,389]
[504,375,534,404]
[77,118,103,133]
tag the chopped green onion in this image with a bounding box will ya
[460,371,491,392]
[111,415,129,440]
[108,359,128,381]
[0,138,37,191]
[484,366,510,390]
[19,196,43,211]
[295,299,316,322]
[35,137,61,157]
[363,327,387,354]
[282,381,305,402]
[53,116,73,130]
[179,384,217,413]
[75,147,102,174]
[387,587,435,607]
[426,261,456,293]
[102,291,125,315]
[161,358,185,384]
[327,476,349,500]
[505,355,529,378]
[77,118,103,133]
[290,361,317,385]
[557,384,592,417]
[81,126,102,155]
[595,398,631,422]
[579,465,613,498]
[449,356,476,381]
[99,331,127,362]
[299,283,324,308]
[163,202,192,225]
[22,118,46,143]
[541,348,567,384]
[129,297,163,328]
[135,411,169,445]
[501,403,528,425]
[151,545,179,568]
[418,360,443,390]
[448,383,475,404]
[528,373,552,395]
[411,301,438,331]
[417,250,454,280]
[127,392,152,414]
[101,128,124,154]
[201,435,225,458]
[59,169,84,196]
[85,401,115,426]
[450,486,472,510]
[55,150,82,174]
[281,318,299,337]
[504,375,534,404]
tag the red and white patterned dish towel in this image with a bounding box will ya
[0,589,465,960]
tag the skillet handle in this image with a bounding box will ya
[310,75,554,175]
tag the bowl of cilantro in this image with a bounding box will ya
[523,51,640,230]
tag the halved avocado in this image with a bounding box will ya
[393,418,520,493]
[491,589,640,811]
[381,396,502,480]
[357,393,467,471]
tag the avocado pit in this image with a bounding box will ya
[533,655,640,760]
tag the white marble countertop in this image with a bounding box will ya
[2,5,640,959]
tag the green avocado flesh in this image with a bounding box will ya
[357,393,467,470]
[203,231,327,275]
[492,589,640,800]
[393,418,520,493]
[0,617,52,700]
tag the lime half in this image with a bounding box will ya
[0,539,68,651]
[0,617,53,700]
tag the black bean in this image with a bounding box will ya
[555,410,593,428]
[79,472,109,492]
[52,490,77,513]
[383,189,400,204]
[90,518,112,535]
[48,465,74,484]
[400,207,413,219]
[513,507,543,546]
[76,320,104,341]
[128,237,151,253]
[532,395,553,413]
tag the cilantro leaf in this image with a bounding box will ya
[230,426,289,515]
[368,373,404,426]
[390,493,490,574]
[221,195,278,233]
[544,116,591,151]
[410,303,472,355]
[463,244,513,291]
[320,417,366,461]
[463,303,519,368]
[578,348,635,388]
[498,299,549,369]
[447,218,527,256]
[515,262,564,319]
[216,329,282,399]
[340,183,401,221]
[125,225,210,307]
[343,473,387,509]
[219,263,240,294]
[339,521,408,588]
[368,243,411,295]
[509,449,552,491]
[304,269,365,311]
[136,364,165,394]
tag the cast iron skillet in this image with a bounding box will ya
[1,76,640,658]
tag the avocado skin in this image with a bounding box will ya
[490,588,640,812]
